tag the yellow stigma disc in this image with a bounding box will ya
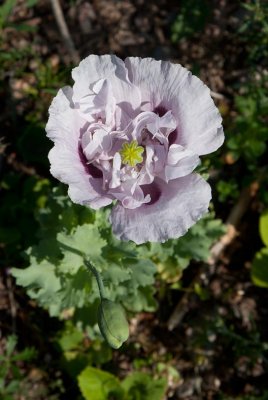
[119,140,144,167]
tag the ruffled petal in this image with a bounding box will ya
[78,79,116,125]
[110,174,211,244]
[82,126,112,161]
[72,55,141,129]
[110,179,150,209]
[125,57,224,156]
[109,152,121,189]
[162,144,200,181]
[46,87,112,209]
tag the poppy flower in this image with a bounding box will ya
[46,55,224,244]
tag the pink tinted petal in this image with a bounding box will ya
[46,86,76,142]
[72,55,141,127]
[68,176,112,209]
[151,144,167,174]
[138,145,154,185]
[125,57,224,155]
[162,144,200,181]
[139,143,167,185]
[82,127,112,161]
[109,153,121,189]
[131,111,175,145]
[97,159,112,189]
[110,180,150,209]
[78,79,116,125]
[110,174,211,244]
[122,193,151,209]
[147,110,176,142]
[46,88,112,209]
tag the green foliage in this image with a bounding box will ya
[251,210,268,288]
[149,212,225,283]
[0,335,36,400]
[260,210,268,247]
[239,0,268,64]
[78,367,167,400]
[26,0,39,7]
[122,372,167,400]
[214,317,268,363]
[11,187,157,337]
[226,76,268,168]
[171,0,210,42]
[78,367,124,400]
[251,248,268,288]
[55,321,113,379]
[0,0,16,30]
[216,179,240,203]
[11,185,224,342]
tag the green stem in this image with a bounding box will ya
[84,259,106,300]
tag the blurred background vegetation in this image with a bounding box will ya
[1,0,268,399]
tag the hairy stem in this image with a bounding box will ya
[84,259,106,300]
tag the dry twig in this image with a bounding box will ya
[50,0,80,65]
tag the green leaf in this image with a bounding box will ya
[251,248,268,288]
[59,267,96,309]
[171,0,210,42]
[122,372,167,400]
[57,224,106,273]
[0,0,16,24]
[12,259,61,305]
[11,189,159,329]
[127,259,156,289]
[78,366,124,400]
[102,264,131,285]
[260,210,268,247]
[26,0,39,7]
[57,323,84,352]
[123,286,157,313]
[5,335,17,357]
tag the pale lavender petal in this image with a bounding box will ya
[131,111,176,146]
[150,144,167,174]
[162,144,200,181]
[138,145,154,185]
[110,174,211,244]
[72,55,141,128]
[138,143,167,185]
[125,57,224,155]
[110,180,150,209]
[147,110,176,142]
[82,127,112,161]
[109,152,121,189]
[46,88,112,209]
[78,79,116,125]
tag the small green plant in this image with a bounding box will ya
[226,76,268,168]
[171,0,210,42]
[78,367,167,400]
[0,0,16,30]
[11,186,224,343]
[251,210,268,288]
[0,335,36,400]
[239,0,268,64]
[216,179,240,203]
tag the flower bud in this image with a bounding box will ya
[98,299,129,349]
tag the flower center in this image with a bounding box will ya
[119,140,144,167]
